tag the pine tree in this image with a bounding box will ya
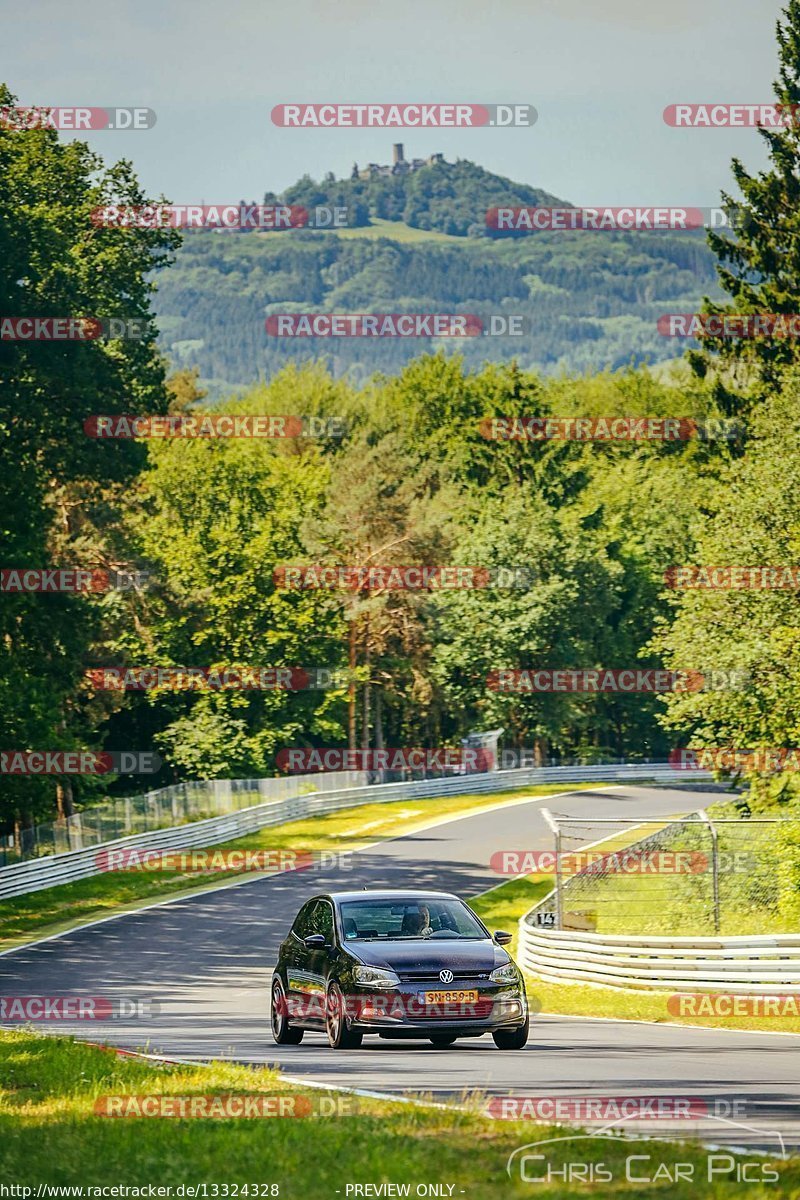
[691,1,800,410]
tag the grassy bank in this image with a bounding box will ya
[528,979,800,1034]
[0,783,595,951]
[0,1031,795,1195]
[331,218,465,243]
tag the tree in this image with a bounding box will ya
[123,370,355,778]
[653,370,800,800]
[429,490,622,763]
[301,426,455,753]
[691,2,800,408]
[0,83,178,829]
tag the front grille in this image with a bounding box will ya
[396,970,490,982]
[420,999,495,1020]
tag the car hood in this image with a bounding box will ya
[348,938,508,972]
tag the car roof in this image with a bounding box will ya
[327,890,461,904]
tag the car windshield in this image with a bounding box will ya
[339,898,486,941]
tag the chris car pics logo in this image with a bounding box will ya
[507,1123,784,1186]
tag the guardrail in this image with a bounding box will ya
[517,925,800,993]
[0,761,693,900]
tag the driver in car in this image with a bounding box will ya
[402,904,433,936]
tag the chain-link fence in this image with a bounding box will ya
[0,771,368,866]
[530,810,800,936]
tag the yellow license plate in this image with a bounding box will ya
[423,989,479,1004]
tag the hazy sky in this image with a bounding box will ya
[0,0,786,206]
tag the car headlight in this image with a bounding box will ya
[353,966,400,989]
[489,963,520,984]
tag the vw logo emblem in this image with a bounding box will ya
[439,969,454,984]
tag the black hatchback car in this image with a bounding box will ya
[270,889,529,1049]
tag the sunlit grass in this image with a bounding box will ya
[1,1031,795,1194]
[330,218,466,244]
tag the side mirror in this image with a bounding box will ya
[494,930,513,946]
[303,933,326,948]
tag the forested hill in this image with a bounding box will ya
[155,229,720,397]
[277,157,568,237]
[153,155,722,398]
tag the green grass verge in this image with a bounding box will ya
[0,784,596,951]
[528,979,800,1034]
[470,874,553,953]
[1,1031,796,1195]
[469,875,800,1035]
[330,218,467,243]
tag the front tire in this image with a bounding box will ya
[326,982,363,1049]
[271,977,303,1045]
[492,1011,529,1050]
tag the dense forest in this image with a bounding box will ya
[4,0,800,834]
[155,222,720,396]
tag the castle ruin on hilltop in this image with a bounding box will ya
[352,143,444,180]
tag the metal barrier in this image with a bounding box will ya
[0,762,693,900]
[517,925,800,994]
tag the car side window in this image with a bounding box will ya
[315,900,334,944]
[291,901,317,940]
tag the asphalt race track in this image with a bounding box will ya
[1,785,798,1154]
